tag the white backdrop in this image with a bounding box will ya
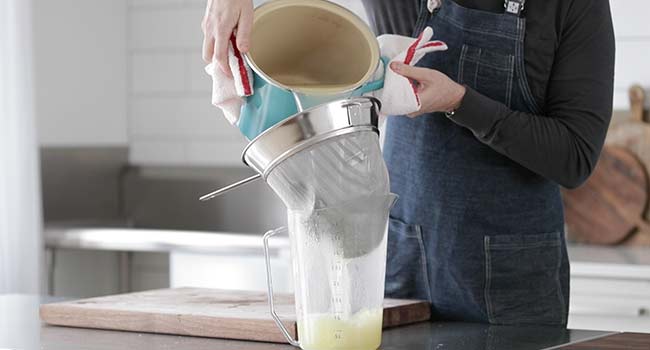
[0,0,43,294]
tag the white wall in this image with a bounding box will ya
[33,0,128,146]
[125,0,366,167]
[127,0,248,166]
[610,0,650,110]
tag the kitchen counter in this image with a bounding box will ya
[44,226,650,267]
[569,244,650,279]
[43,225,290,255]
[4,294,647,350]
[566,245,650,334]
[42,228,650,333]
[569,245,650,265]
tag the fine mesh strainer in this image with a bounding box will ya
[266,131,388,210]
[199,96,388,209]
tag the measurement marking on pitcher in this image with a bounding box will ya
[332,252,346,336]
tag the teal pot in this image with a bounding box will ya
[238,0,385,140]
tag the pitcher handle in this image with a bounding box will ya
[352,56,390,96]
[263,227,300,347]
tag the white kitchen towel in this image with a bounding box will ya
[373,26,448,116]
[204,34,254,125]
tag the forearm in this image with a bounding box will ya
[449,87,611,188]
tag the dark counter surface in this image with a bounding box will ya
[35,322,611,350]
[3,294,621,350]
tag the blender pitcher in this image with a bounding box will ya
[263,194,397,350]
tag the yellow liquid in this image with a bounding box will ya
[297,309,383,350]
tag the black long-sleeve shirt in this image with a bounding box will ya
[361,0,615,188]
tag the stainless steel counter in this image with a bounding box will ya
[44,226,650,266]
[44,226,650,285]
[42,227,291,295]
[44,226,289,256]
[42,226,650,298]
[2,295,612,350]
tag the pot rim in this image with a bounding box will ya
[244,0,380,96]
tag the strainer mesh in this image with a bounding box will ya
[265,131,389,211]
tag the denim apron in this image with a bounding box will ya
[383,0,570,325]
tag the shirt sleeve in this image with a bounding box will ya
[448,0,615,189]
[360,0,419,36]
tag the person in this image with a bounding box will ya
[202,0,615,326]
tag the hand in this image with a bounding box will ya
[390,62,466,118]
[201,0,254,77]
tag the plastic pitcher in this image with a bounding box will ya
[263,194,397,350]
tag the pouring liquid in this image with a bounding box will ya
[297,308,383,350]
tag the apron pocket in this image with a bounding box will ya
[385,217,431,302]
[484,232,566,325]
[458,44,515,108]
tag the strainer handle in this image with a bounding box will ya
[198,174,261,201]
[263,227,300,347]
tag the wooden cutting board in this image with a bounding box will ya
[606,85,650,221]
[562,146,650,244]
[40,287,431,343]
